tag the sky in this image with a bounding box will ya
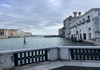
[0,0,100,35]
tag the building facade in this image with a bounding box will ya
[0,29,19,38]
[0,29,32,39]
[58,28,65,37]
[20,31,32,37]
[59,8,100,41]
[24,32,32,37]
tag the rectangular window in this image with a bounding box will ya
[83,33,86,40]
[86,16,90,23]
[80,34,82,40]
[79,21,81,24]
[88,16,90,20]
[89,33,91,40]
[83,18,85,24]
[88,28,91,31]
[79,21,82,25]
[98,13,100,16]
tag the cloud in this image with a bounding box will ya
[0,0,100,35]
[0,12,4,15]
[0,3,13,8]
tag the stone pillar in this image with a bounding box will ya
[0,54,14,70]
[59,48,70,60]
[47,48,58,61]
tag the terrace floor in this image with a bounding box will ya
[13,60,100,70]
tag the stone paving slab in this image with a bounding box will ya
[13,61,100,70]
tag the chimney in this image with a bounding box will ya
[73,12,77,18]
[78,12,81,17]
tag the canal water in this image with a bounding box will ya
[0,37,94,51]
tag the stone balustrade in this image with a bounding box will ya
[0,46,100,70]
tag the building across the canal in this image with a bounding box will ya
[0,29,32,39]
[0,29,18,38]
[20,31,32,37]
[59,8,100,42]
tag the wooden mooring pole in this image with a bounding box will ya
[24,36,26,44]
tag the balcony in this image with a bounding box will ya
[81,21,85,24]
[86,19,90,23]
[78,23,81,26]
[1,46,100,70]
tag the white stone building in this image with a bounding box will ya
[20,31,32,37]
[24,32,32,37]
[60,8,100,41]
[58,28,65,37]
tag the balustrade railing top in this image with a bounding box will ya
[0,47,58,55]
[1,46,100,55]
[59,46,100,49]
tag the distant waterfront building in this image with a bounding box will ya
[59,8,100,41]
[58,28,64,37]
[0,29,32,39]
[24,32,32,37]
[20,31,32,37]
[0,29,19,38]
